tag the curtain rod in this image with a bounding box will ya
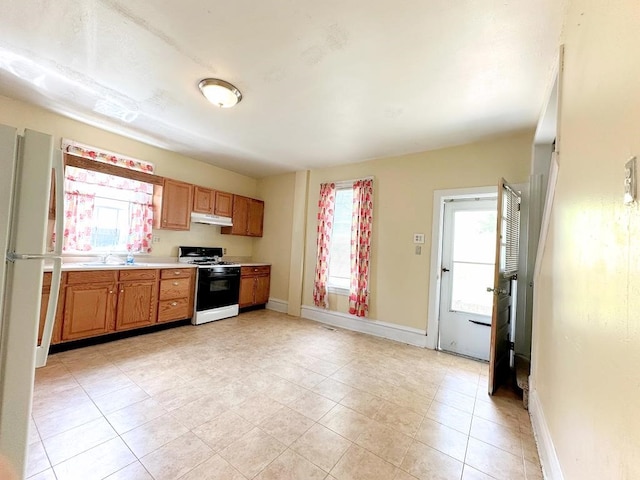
[333,176,374,186]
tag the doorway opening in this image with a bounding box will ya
[426,186,498,354]
[439,197,497,361]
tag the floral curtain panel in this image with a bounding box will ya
[313,182,336,308]
[62,190,96,252]
[349,179,374,317]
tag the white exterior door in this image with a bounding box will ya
[439,198,497,360]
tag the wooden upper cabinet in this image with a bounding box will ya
[192,187,233,218]
[221,195,264,237]
[214,191,233,217]
[247,199,264,237]
[154,178,193,230]
[193,186,214,214]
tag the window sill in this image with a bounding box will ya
[328,285,350,296]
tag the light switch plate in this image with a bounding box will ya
[413,233,425,244]
[624,156,636,205]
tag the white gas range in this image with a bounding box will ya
[178,246,241,325]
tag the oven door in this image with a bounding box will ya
[196,267,240,311]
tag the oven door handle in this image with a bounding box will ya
[200,274,240,280]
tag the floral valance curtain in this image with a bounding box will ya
[312,182,336,308]
[349,179,373,317]
[61,139,155,173]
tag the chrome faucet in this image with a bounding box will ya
[99,252,118,264]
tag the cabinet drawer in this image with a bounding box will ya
[119,269,159,281]
[241,265,271,276]
[159,278,192,300]
[66,270,117,285]
[158,298,190,322]
[160,268,193,279]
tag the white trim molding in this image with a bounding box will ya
[300,305,429,348]
[266,298,289,314]
[529,389,565,480]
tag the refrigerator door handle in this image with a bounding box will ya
[35,256,62,367]
[6,253,63,261]
[52,148,64,256]
[35,149,65,367]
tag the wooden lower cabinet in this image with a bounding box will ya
[116,269,159,331]
[239,265,271,308]
[57,267,193,342]
[63,276,117,341]
[158,268,194,322]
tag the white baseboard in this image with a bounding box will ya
[300,305,429,348]
[529,389,564,480]
[266,298,288,314]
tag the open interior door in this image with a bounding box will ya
[488,179,521,395]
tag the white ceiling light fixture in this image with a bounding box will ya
[198,78,242,108]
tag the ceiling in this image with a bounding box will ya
[0,0,565,178]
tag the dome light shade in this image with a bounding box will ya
[198,78,242,108]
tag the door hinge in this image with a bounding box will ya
[509,341,515,351]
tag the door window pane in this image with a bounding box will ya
[449,207,496,316]
[453,210,496,263]
[450,262,494,316]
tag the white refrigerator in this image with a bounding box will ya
[0,124,64,478]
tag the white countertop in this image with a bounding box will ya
[43,262,197,272]
[43,261,270,272]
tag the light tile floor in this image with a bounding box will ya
[27,310,542,480]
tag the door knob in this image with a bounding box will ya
[487,287,507,295]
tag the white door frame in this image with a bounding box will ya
[426,186,498,350]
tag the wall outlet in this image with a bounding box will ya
[413,233,425,244]
[223,248,227,255]
[152,235,160,243]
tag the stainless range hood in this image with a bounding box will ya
[190,212,233,227]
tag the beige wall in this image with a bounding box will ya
[253,173,296,301]
[0,95,257,258]
[532,1,640,478]
[300,131,532,330]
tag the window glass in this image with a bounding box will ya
[328,187,353,289]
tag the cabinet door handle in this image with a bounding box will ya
[173,281,179,286]
[171,302,178,306]
[120,289,124,293]
[109,290,114,294]
[174,271,181,275]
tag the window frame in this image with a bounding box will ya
[61,153,162,255]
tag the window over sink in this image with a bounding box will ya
[57,139,156,254]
